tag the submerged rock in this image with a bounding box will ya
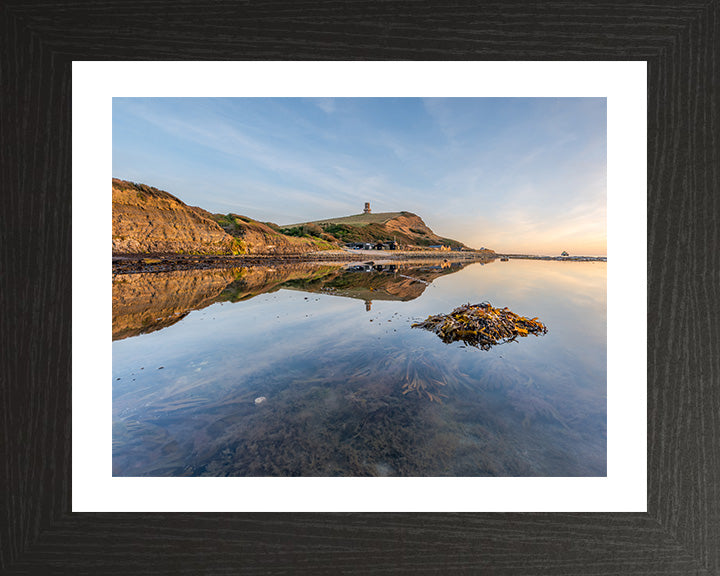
[412,302,547,350]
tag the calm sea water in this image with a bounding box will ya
[112,259,606,476]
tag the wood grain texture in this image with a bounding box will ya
[1,1,718,574]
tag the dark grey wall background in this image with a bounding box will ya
[1,1,718,574]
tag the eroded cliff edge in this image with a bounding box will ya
[112,179,333,256]
[112,179,236,255]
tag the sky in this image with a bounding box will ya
[113,97,606,256]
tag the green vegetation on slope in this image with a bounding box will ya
[287,211,409,228]
[211,213,337,253]
[280,221,465,249]
[278,210,467,249]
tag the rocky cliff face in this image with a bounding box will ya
[342,212,468,248]
[112,179,236,255]
[383,213,458,246]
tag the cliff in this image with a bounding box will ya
[112,179,237,255]
[383,212,463,248]
[112,179,337,256]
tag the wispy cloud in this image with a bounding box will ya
[122,102,379,209]
[314,98,336,114]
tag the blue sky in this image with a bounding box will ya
[113,97,606,255]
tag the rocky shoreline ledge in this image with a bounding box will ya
[112,250,605,275]
[112,249,495,274]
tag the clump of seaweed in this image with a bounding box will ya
[412,302,548,350]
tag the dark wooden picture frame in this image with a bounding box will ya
[2,2,718,574]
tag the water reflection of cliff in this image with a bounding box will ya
[112,269,236,340]
[112,260,490,341]
[279,261,466,303]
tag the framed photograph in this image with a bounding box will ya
[3,2,718,574]
[75,63,643,515]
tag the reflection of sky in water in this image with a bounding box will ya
[113,260,606,477]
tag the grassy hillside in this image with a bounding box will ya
[210,213,337,253]
[281,210,469,249]
[285,211,408,228]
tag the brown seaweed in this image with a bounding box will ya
[412,302,548,350]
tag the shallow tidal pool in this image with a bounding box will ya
[112,259,606,477]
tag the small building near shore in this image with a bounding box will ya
[347,240,399,251]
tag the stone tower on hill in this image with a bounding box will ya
[363,202,371,214]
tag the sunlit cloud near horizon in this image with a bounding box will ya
[113,97,607,256]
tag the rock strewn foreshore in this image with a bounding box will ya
[112,249,496,275]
